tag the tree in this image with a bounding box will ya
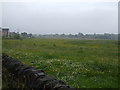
[14,33,20,39]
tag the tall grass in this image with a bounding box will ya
[2,38,118,88]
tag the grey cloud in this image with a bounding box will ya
[2,2,118,34]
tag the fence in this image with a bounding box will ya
[2,53,75,89]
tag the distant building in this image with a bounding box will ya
[28,33,33,38]
[0,27,9,37]
[21,32,28,38]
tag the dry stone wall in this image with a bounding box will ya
[2,54,76,89]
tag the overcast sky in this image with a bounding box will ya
[1,1,118,34]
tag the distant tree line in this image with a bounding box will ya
[3,30,119,40]
[38,33,118,40]
[5,32,34,39]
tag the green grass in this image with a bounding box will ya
[2,38,119,88]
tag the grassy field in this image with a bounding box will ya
[2,38,119,88]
